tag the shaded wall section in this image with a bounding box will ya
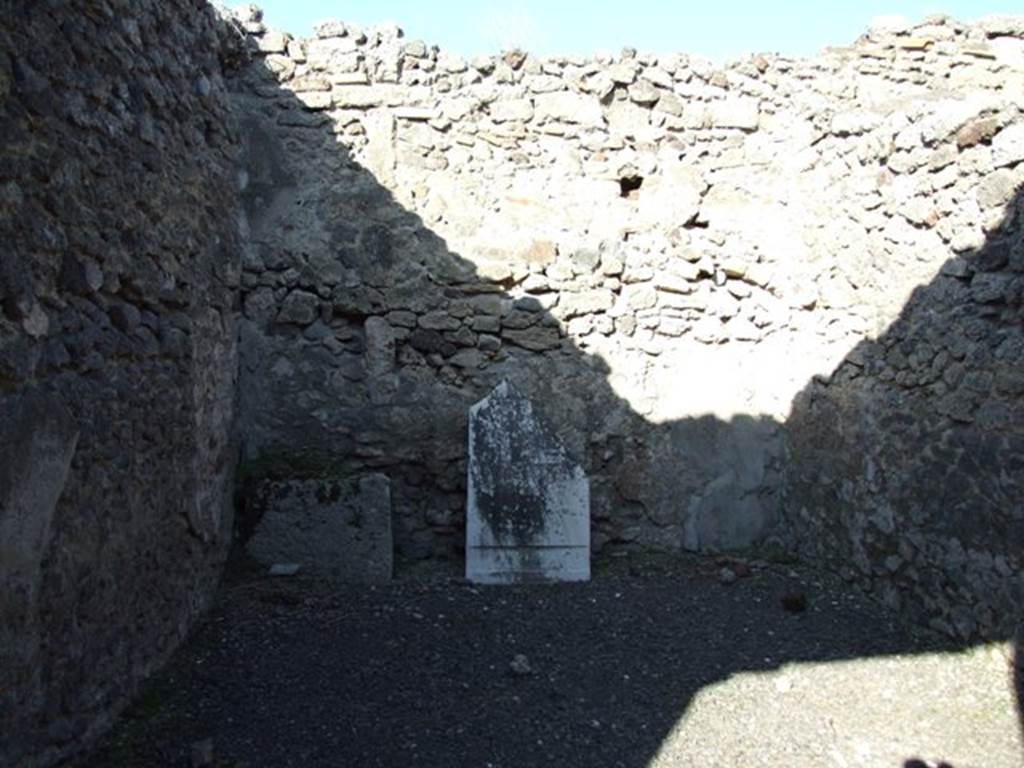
[230,7,1024,586]
[0,2,243,765]
[785,186,1024,640]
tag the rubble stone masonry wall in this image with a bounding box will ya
[231,9,1024,640]
[0,2,242,765]
[2,4,1024,764]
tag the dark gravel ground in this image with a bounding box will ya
[74,551,1021,768]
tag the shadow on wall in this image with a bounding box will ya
[227,23,1023,768]
[1,2,242,765]
[785,181,1024,642]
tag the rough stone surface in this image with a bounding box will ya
[5,6,1024,763]
[0,3,242,765]
[466,381,590,583]
[246,475,393,583]
[78,557,1023,768]
[229,8,1024,641]
[784,209,1024,641]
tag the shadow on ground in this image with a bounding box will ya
[80,29,1024,768]
[76,553,1020,767]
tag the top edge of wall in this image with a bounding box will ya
[217,4,1024,70]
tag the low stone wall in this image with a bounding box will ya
[231,3,1024,641]
[0,3,243,764]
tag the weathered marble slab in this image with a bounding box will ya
[466,381,590,584]
[246,474,392,583]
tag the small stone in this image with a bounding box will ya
[977,170,1015,210]
[331,86,384,109]
[313,19,348,39]
[110,303,141,333]
[277,290,319,325]
[394,106,436,121]
[410,328,456,356]
[12,296,47,338]
[295,91,332,110]
[477,334,502,352]
[256,30,288,54]
[608,62,637,84]
[534,92,602,127]
[717,567,738,585]
[268,563,301,576]
[502,326,561,351]
[471,55,495,73]
[471,315,501,333]
[628,80,660,105]
[386,310,418,328]
[979,15,1024,36]
[60,255,103,295]
[971,273,1014,304]
[468,294,503,315]
[558,289,614,319]
[570,247,601,272]
[960,42,996,59]
[490,98,534,123]
[329,70,369,85]
[513,296,545,313]
[941,258,972,278]
[898,37,933,51]
[418,310,461,331]
[521,239,557,267]
[588,73,616,99]
[956,118,999,149]
[278,110,329,128]
[449,348,483,368]
[992,123,1024,168]
[502,49,528,70]
[510,653,532,676]
[403,39,428,57]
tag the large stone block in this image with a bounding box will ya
[466,381,590,584]
[246,475,392,583]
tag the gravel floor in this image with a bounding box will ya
[76,552,1022,768]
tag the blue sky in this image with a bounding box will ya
[252,1,1024,60]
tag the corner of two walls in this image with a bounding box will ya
[1,3,1022,764]
[230,10,1024,637]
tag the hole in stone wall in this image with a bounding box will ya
[619,175,643,200]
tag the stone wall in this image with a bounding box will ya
[785,186,1024,640]
[232,3,1024,639]
[0,2,243,765]
[0,3,1021,762]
